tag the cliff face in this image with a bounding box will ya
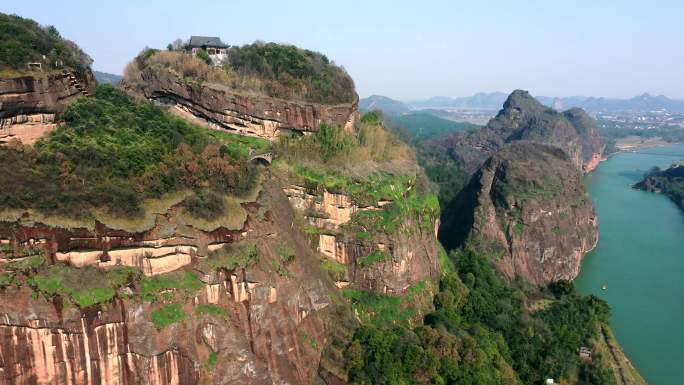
[440,142,598,285]
[284,184,440,295]
[440,90,604,174]
[634,162,684,210]
[125,67,358,140]
[0,177,334,385]
[0,70,95,144]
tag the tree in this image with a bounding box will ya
[195,48,212,65]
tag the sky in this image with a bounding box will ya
[4,0,684,99]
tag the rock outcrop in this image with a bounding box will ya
[125,66,358,140]
[0,71,95,144]
[439,90,604,174]
[440,142,598,285]
[0,178,335,385]
[634,162,684,210]
[284,184,440,295]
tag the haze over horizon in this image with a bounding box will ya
[4,0,683,99]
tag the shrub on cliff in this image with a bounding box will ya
[0,13,92,76]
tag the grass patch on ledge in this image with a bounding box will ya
[176,196,247,232]
[321,258,347,281]
[139,271,204,302]
[151,303,186,329]
[357,250,388,268]
[199,242,259,272]
[207,129,271,160]
[342,282,430,328]
[28,265,139,308]
[195,303,228,319]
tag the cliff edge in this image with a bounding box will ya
[0,13,95,144]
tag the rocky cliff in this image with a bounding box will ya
[123,56,358,140]
[440,90,604,174]
[0,13,96,145]
[284,183,440,295]
[0,70,95,145]
[440,142,598,285]
[0,177,335,385]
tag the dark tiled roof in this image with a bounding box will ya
[188,36,228,48]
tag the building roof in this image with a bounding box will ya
[188,36,228,48]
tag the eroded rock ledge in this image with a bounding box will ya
[0,180,335,385]
[125,67,358,140]
[0,71,95,144]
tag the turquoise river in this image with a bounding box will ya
[575,143,684,385]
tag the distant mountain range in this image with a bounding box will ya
[359,95,411,116]
[406,92,509,110]
[361,92,684,114]
[94,70,123,85]
[536,93,684,113]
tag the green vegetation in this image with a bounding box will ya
[182,189,225,221]
[200,242,259,272]
[225,42,355,104]
[279,113,439,239]
[276,245,295,264]
[139,271,204,302]
[195,304,228,319]
[342,285,423,328]
[151,303,186,329]
[28,265,139,308]
[321,258,347,281]
[299,330,320,350]
[416,144,471,208]
[356,250,388,268]
[5,254,45,273]
[0,85,259,221]
[195,48,212,65]
[345,249,618,385]
[634,164,684,210]
[127,43,355,104]
[207,129,270,160]
[0,13,92,76]
[389,112,478,143]
[277,116,413,175]
[513,222,525,235]
[205,351,218,370]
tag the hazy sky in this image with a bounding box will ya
[4,0,684,99]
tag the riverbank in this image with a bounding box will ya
[614,136,681,152]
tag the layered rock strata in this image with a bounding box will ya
[0,70,95,144]
[126,67,358,140]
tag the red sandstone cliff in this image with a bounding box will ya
[124,66,358,140]
[0,178,335,385]
[0,70,95,144]
[440,142,598,285]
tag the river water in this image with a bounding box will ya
[575,144,684,385]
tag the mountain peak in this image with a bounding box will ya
[502,89,545,112]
